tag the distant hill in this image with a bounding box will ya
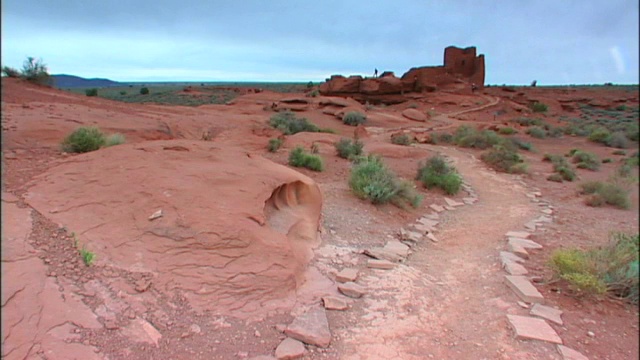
[52,74,123,88]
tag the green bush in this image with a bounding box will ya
[549,233,638,303]
[270,111,321,135]
[119,91,127,96]
[480,145,527,173]
[80,246,95,266]
[334,138,364,159]
[140,87,150,95]
[105,133,125,147]
[556,166,576,181]
[507,137,534,151]
[572,150,600,171]
[85,88,98,97]
[349,155,420,207]
[61,127,106,153]
[579,181,630,209]
[309,89,320,97]
[21,57,52,86]
[499,127,517,135]
[602,158,613,164]
[530,102,548,113]
[625,123,639,142]
[391,134,413,146]
[343,111,367,126]
[547,173,564,182]
[288,147,324,172]
[612,150,627,156]
[2,66,21,77]
[267,138,283,152]
[526,126,546,139]
[588,127,612,145]
[429,132,454,144]
[454,126,502,149]
[416,156,462,195]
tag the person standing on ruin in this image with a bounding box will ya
[374,68,378,78]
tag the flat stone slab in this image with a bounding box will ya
[429,204,445,212]
[541,208,553,215]
[335,268,358,283]
[383,240,410,258]
[504,275,544,303]
[426,233,438,242]
[275,337,305,360]
[322,296,349,311]
[423,213,439,220]
[500,251,526,264]
[535,215,553,223]
[400,228,422,242]
[524,222,537,231]
[506,231,531,239]
[364,247,402,262]
[367,259,395,269]
[507,315,562,344]
[530,303,563,325]
[503,261,529,276]
[557,345,589,360]
[417,218,439,229]
[508,237,542,250]
[444,197,464,207]
[462,197,477,204]
[444,205,455,211]
[338,282,366,298]
[285,307,331,348]
[508,242,530,259]
[411,223,433,234]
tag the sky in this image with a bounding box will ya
[2,1,638,85]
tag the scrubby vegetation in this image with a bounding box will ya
[288,147,324,171]
[61,127,107,153]
[80,245,96,266]
[453,126,502,149]
[498,127,517,135]
[530,101,548,113]
[342,111,367,126]
[549,232,638,303]
[557,104,639,147]
[334,138,364,159]
[269,111,333,135]
[428,132,454,144]
[416,156,462,195]
[579,181,630,209]
[140,87,150,95]
[2,57,53,86]
[349,155,421,208]
[85,88,98,97]
[267,138,283,152]
[480,145,528,174]
[391,134,413,146]
[543,154,577,182]
[571,150,600,171]
[526,126,547,139]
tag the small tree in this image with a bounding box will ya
[140,87,150,95]
[21,57,53,86]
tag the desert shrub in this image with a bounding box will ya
[547,126,564,138]
[625,123,639,142]
[544,154,576,181]
[556,166,576,181]
[608,132,630,149]
[588,127,612,145]
[429,132,454,144]
[105,133,125,147]
[140,87,150,95]
[61,127,106,153]
[572,150,600,171]
[343,111,367,126]
[507,137,534,151]
[334,138,364,159]
[267,138,282,152]
[309,89,320,97]
[549,233,638,303]
[547,173,564,182]
[348,155,420,207]
[391,134,413,146]
[269,111,321,135]
[80,246,95,266]
[416,156,462,195]
[612,150,627,156]
[2,66,21,78]
[310,143,320,154]
[288,147,324,172]
[480,145,527,173]
[530,102,548,113]
[119,91,127,95]
[602,158,613,163]
[526,126,546,139]
[21,57,52,86]
[85,88,98,97]
[511,117,544,127]
[454,126,502,149]
[499,127,517,135]
[579,181,630,209]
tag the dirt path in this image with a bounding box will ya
[331,145,560,359]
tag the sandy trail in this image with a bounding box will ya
[334,145,558,359]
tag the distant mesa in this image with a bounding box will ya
[52,74,122,88]
[319,46,485,103]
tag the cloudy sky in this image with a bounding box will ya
[2,1,638,84]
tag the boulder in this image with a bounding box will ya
[401,109,427,122]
